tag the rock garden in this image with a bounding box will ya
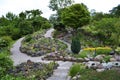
[20,30,67,57]
[1,1,120,80]
[8,60,58,80]
[48,27,120,80]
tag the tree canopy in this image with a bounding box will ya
[110,4,120,17]
[61,3,90,30]
[49,0,74,11]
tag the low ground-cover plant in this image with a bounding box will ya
[73,47,112,58]
[69,63,91,77]
[73,50,90,58]
[0,51,13,78]
[1,74,25,80]
[80,69,120,80]
[115,47,120,54]
[83,47,112,55]
[69,63,120,80]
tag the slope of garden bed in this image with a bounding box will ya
[20,30,67,57]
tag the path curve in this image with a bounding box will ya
[10,28,72,80]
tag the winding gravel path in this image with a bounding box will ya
[10,28,72,80]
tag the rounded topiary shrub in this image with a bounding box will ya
[71,37,81,54]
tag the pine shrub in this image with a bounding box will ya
[71,37,81,54]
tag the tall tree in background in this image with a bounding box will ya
[61,3,90,31]
[49,0,74,24]
[110,4,120,17]
[49,0,74,11]
[25,9,42,19]
[110,20,120,49]
[19,12,26,20]
[6,12,16,21]
[30,9,43,18]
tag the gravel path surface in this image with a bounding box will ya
[10,28,72,80]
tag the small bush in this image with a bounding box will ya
[0,52,13,77]
[73,50,90,58]
[103,55,112,62]
[115,47,120,54]
[96,49,112,55]
[69,63,86,77]
[1,75,25,80]
[0,36,12,49]
[71,37,81,54]
[24,34,32,42]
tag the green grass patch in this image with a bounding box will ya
[73,50,90,58]
[69,63,120,80]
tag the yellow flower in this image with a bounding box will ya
[83,47,112,51]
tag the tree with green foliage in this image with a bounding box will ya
[49,14,58,24]
[61,3,90,31]
[19,12,26,20]
[18,20,33,35]
[110,4,120,17]
[49,0,74,25]
[0,16,10,26]
[25,9,42,19]
[93,18,118,45]
[110,20,120,49]
[6,12,16,21]
[49,0,74,11]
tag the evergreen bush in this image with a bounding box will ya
[71,37,81,54]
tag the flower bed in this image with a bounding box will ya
[8,60,58,80]
[83,47,112,55]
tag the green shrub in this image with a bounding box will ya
[80,70,120,80]
[71,37,81,54]
[24,34,32,42]
[115,47,120,54]
[1,75,25,80]
[69,63,86,77]
[0,36,12,49]
[0,52,13,77]
[96,49,112,55]
[79,50,91,58]
[103,55,112,62]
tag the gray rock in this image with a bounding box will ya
[96,69,105,72]
[84,57,90,61]
[36,51,45,56]
[110,58,116,62]
[86,61,100,69]
[72,76,77,80]
[34,44,40,48]
[95,55,104,61]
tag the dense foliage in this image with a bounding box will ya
[61,3,90,30]
[0,51,13,78]
[0,9,51,40]
[49,0,74,11]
